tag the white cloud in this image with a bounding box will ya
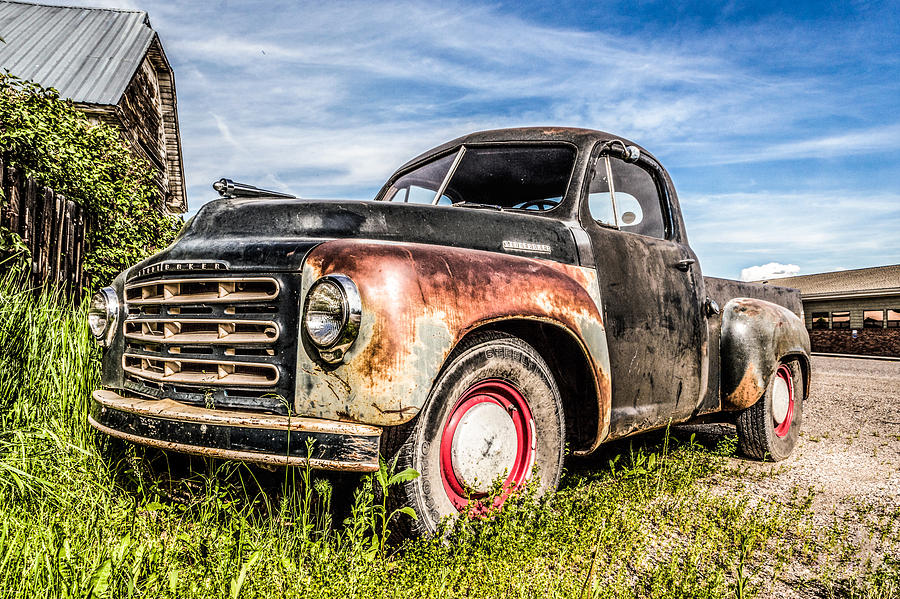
[696,123,900,166]
[71,0,888,209]
[683,190,900,278]
[740,262,800,282]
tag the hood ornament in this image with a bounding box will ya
[213,178,296,199]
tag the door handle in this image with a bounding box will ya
[675,258,696,271]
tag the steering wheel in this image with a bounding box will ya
[514,198,560,211]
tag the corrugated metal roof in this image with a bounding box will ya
[0,0,154,105]
[758,264,900,297]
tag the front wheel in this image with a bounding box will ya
[736,358,804,461]
[388,331,565,536]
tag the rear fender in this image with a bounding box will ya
[720,298,811,411]
[294,239,612,445]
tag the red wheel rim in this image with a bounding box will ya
[439,379,535,512]
[772,364,794,438]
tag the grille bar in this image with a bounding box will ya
[123,354,280,387]
[125,277,279,305]
[124,319,279,345]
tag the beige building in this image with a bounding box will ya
[759,264,900,357]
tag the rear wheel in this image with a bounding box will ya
[388,331,565,535]
[736,359,804,461]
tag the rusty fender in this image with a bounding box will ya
[720,297,811,411]
[294,239,612,444]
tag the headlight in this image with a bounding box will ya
[302,274,361,362]
[88,287,119,346]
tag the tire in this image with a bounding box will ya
[736,358,804,461]
[386,331,565,536]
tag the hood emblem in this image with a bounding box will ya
[136,261,229,278]
[502,240,552,254]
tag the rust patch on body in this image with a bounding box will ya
[723,363,764,410]
[295,239,612,447]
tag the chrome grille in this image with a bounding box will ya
[122,274,297,413]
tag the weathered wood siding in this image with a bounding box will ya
[148,38,186,214]
[0,155,88,296]
[117,52,169,211]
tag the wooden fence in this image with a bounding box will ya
[0,155,88,297]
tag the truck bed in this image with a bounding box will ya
[704,277,803,317]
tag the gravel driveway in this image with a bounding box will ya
[745,355,900,507]
[709,356,900,595]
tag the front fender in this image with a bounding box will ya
[294,239,611,437]
[720,298,810,411]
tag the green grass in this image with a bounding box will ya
[0,276,896,598]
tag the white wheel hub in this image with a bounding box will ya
[771,375,791,425]
[450,402,518,494]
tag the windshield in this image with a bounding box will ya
[382,144,576,211]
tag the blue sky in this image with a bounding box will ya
[55,0,900,279]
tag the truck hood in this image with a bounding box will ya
[132,198,580,274]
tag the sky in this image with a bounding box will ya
[47,0,900,279]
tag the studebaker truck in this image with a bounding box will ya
[87,127,811,535]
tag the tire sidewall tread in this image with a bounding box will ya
[736,359,804,461]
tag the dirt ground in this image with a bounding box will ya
[686,356,900,596]
[743,356,900,509]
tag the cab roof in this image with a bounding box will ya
[396,127,651,174]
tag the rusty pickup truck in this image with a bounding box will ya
[87,127,811,535]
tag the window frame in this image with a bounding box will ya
[888,309,900,328]
[583,143,674,241]
[811,312,829,330]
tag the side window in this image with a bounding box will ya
[608,157,666,239]
[832,311,850,329]
[587,154,667,239]
[863,310,884,328]
[404,186,451,205]
[587,156,615,226]
[384,151,457,203]
[811,312,829,329]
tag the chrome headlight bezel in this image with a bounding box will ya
[88,286,119,347]
[302,274,361,363]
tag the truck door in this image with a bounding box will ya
[580,149,709,438]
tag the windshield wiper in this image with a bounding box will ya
[452,202,503,211]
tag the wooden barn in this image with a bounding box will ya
[0,0,187,213]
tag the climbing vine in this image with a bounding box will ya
[0,72,180,286]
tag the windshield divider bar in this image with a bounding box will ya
[432,146,466,205]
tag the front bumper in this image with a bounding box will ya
[89,390,381,472]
